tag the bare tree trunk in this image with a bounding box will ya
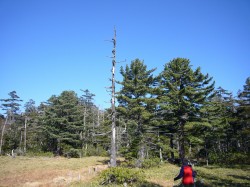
[189,143,192,155]
[0,116,8,155]
[110,27,117,167]
[179,121,185,163]
[170,133,174,160]
[158,131,163,162]
[97,106,100,127]
[24,117,27,154]
[159,148,163,162]
[20,130,23,152]
[85,143,88,156]
[83,107,86,131]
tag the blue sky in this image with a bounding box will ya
[0,0,249,112]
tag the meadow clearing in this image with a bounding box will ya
[0,156,249,187]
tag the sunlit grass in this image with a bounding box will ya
[194,165,250,186]
[0,156,108,186]
[0,156,249,187]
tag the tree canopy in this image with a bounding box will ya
[0,58,249,166]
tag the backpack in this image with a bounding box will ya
[182,165,194,185]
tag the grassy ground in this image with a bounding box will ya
[0,156,108,187]
[0,156,249,187]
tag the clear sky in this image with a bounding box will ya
[0,0,249,112]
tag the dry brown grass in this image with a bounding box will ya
[1,156,249,187]
[0,156,109,187]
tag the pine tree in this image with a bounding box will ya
[117,59,157,166]
[79,89,99,156]
[0,91,23,155]
[159,58,214,163]
[23,99,41,154]
[42,91,84,156]
[0,91,22,121]
[193,87,236,164]
[237,77,250,153]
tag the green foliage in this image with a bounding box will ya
[117,59,157,162]
[141,158,161,168]
[41,91,84,155]
[0,61,249,167]
[99,167,145,186]
[66,148,81,158]
[83,144,108,157]
[158,58,215,161]
[209,152,250,165]
[119,158,161,169]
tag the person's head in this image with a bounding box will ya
[183,158,189,165]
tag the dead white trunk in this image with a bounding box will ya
[110,28,117,167]
[158,131,163,162]
[83,107,86,130]
[97,106,100,127]
[24,117,27,154]
[0,116,8,155]
[20,130,23,152]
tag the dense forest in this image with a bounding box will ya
[0,58,249,166]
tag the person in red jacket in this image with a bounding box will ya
[174,159,197,186]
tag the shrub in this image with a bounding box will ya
[65,148,80,158]
[120,158,162,169]
[99,167,145,186]
[141,158,161,168]
[209,152,250,165]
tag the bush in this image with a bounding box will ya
[209,152,250,165]
[120,158,162,169]
[99,167,145,186]
[141,158,161,168]
[84,145,108,157]
[65,148,80,158]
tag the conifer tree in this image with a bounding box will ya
[117,59,157,166]
[159,58,214,162]
[191,87,236,164]
[0,91,23,155]
[23,99,41,154]
[42,91,84,156]
[237,77,250,153]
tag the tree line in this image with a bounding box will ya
[0,58,249,166]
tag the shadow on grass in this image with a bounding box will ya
[199,164,250,171]
[197,172,250,187]
[227,174,250,181]
[173,180,210,187]
[135,181,163,187]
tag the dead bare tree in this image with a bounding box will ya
[0,114,8,155]
[24,116,28,154]
[110,28,117,167]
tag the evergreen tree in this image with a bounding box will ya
[23,99,41,154]
[42,91,84,156]
[79,89,102,156]
[237,77,250,153]
[158,58,214,162]
[117,59,157,166]
[0,91,23,155]
[0,91,22,120]
[194,87,236,164]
